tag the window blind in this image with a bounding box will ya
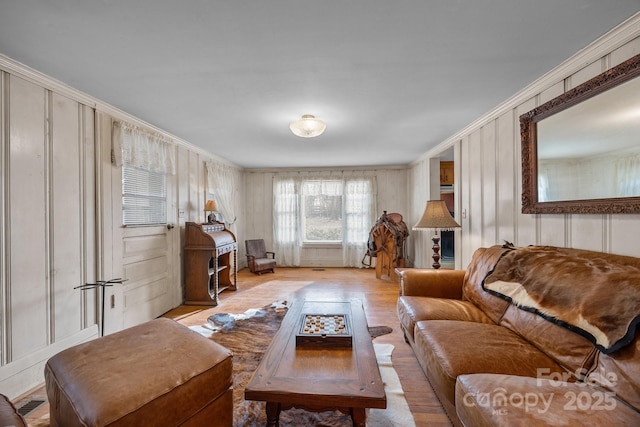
[122,165,167,225]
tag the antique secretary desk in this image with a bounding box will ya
[183,221,237,305]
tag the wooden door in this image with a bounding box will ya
[109,156,178,332]
[121,223,176,328]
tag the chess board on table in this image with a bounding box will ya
[295,313,353,348]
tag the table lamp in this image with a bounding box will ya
[205,199,218,223]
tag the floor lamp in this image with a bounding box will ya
[413,200,461,269]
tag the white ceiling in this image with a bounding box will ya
[0,1,638,169]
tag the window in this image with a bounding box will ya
[113,120,175,226]
[122,165,167,225]
[301,180,343,243]
[273,175,376,267]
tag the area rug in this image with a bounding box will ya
[25,302,413,427]
[196,301,414,427]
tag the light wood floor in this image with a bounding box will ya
[16,267,452,427]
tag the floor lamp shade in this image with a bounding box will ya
[413,200,460,269]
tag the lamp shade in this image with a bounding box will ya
[204,200,217,211]
[289,114,326,138]
[413,200,460,230]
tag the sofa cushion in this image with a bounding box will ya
[456,373,640,427]
[589,330,640,412]
[398,296,494,341]
[499,304,597,380]
[461,245,511,324]
[413,320,565,409]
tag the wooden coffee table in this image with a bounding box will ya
[245,299,387,426]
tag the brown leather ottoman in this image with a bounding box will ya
[44,318,233,427]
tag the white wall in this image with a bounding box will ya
[174,143,245,270]
[0,72,99,398]
[409,17,640,269]
[0,57,244,399]
[244,168,408,267]
[94,111,244,335]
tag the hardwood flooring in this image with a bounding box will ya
[15,267,452,427]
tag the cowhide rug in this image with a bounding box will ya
[199,300,393,427]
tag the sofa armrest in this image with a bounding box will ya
[399,269,465,299]
[0,394,27,427]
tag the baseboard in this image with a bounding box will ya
[0,325,99,400]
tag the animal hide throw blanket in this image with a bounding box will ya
[483,245,640,354]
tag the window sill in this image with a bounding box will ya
[302,242,343,250]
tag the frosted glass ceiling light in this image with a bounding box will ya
[289,114,326,138]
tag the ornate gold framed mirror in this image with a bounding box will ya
[521,53,640,214]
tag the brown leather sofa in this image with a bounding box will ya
[0,394,27,427]
[397,245,640,426]
[45,318,233,426]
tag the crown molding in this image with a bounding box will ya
[0,53,239,169]
[94,100,239,169]
[0,53,97,107]
[244,164,408,174]
[412,12,640,166]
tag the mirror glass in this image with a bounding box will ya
[537,76,640,202]
[521,52,640,214]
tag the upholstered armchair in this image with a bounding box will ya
[245,239,276,275]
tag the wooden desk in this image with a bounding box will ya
[244,299,386,426]
[183,221,237,305]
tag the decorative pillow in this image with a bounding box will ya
[482,245,640,354]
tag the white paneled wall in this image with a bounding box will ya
[410,27,640,268]
[408,158,430,268]
[1,11,638,402]
[1,73,99,397]
[495,111,517,246]
[175,144,244,269]
[1,60,244,399]
[244,168,408,267]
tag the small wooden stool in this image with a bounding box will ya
[45,318,233,427]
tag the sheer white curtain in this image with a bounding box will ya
[205,160,238,233]
[538,168,550,202]
[272,173,376,267]
[616,154,640,197]
[343,176,377,267]
[273,177,302,266]
[112,121,175,174]
[302,180,343,199]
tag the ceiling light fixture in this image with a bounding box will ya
[289,114,326,138]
